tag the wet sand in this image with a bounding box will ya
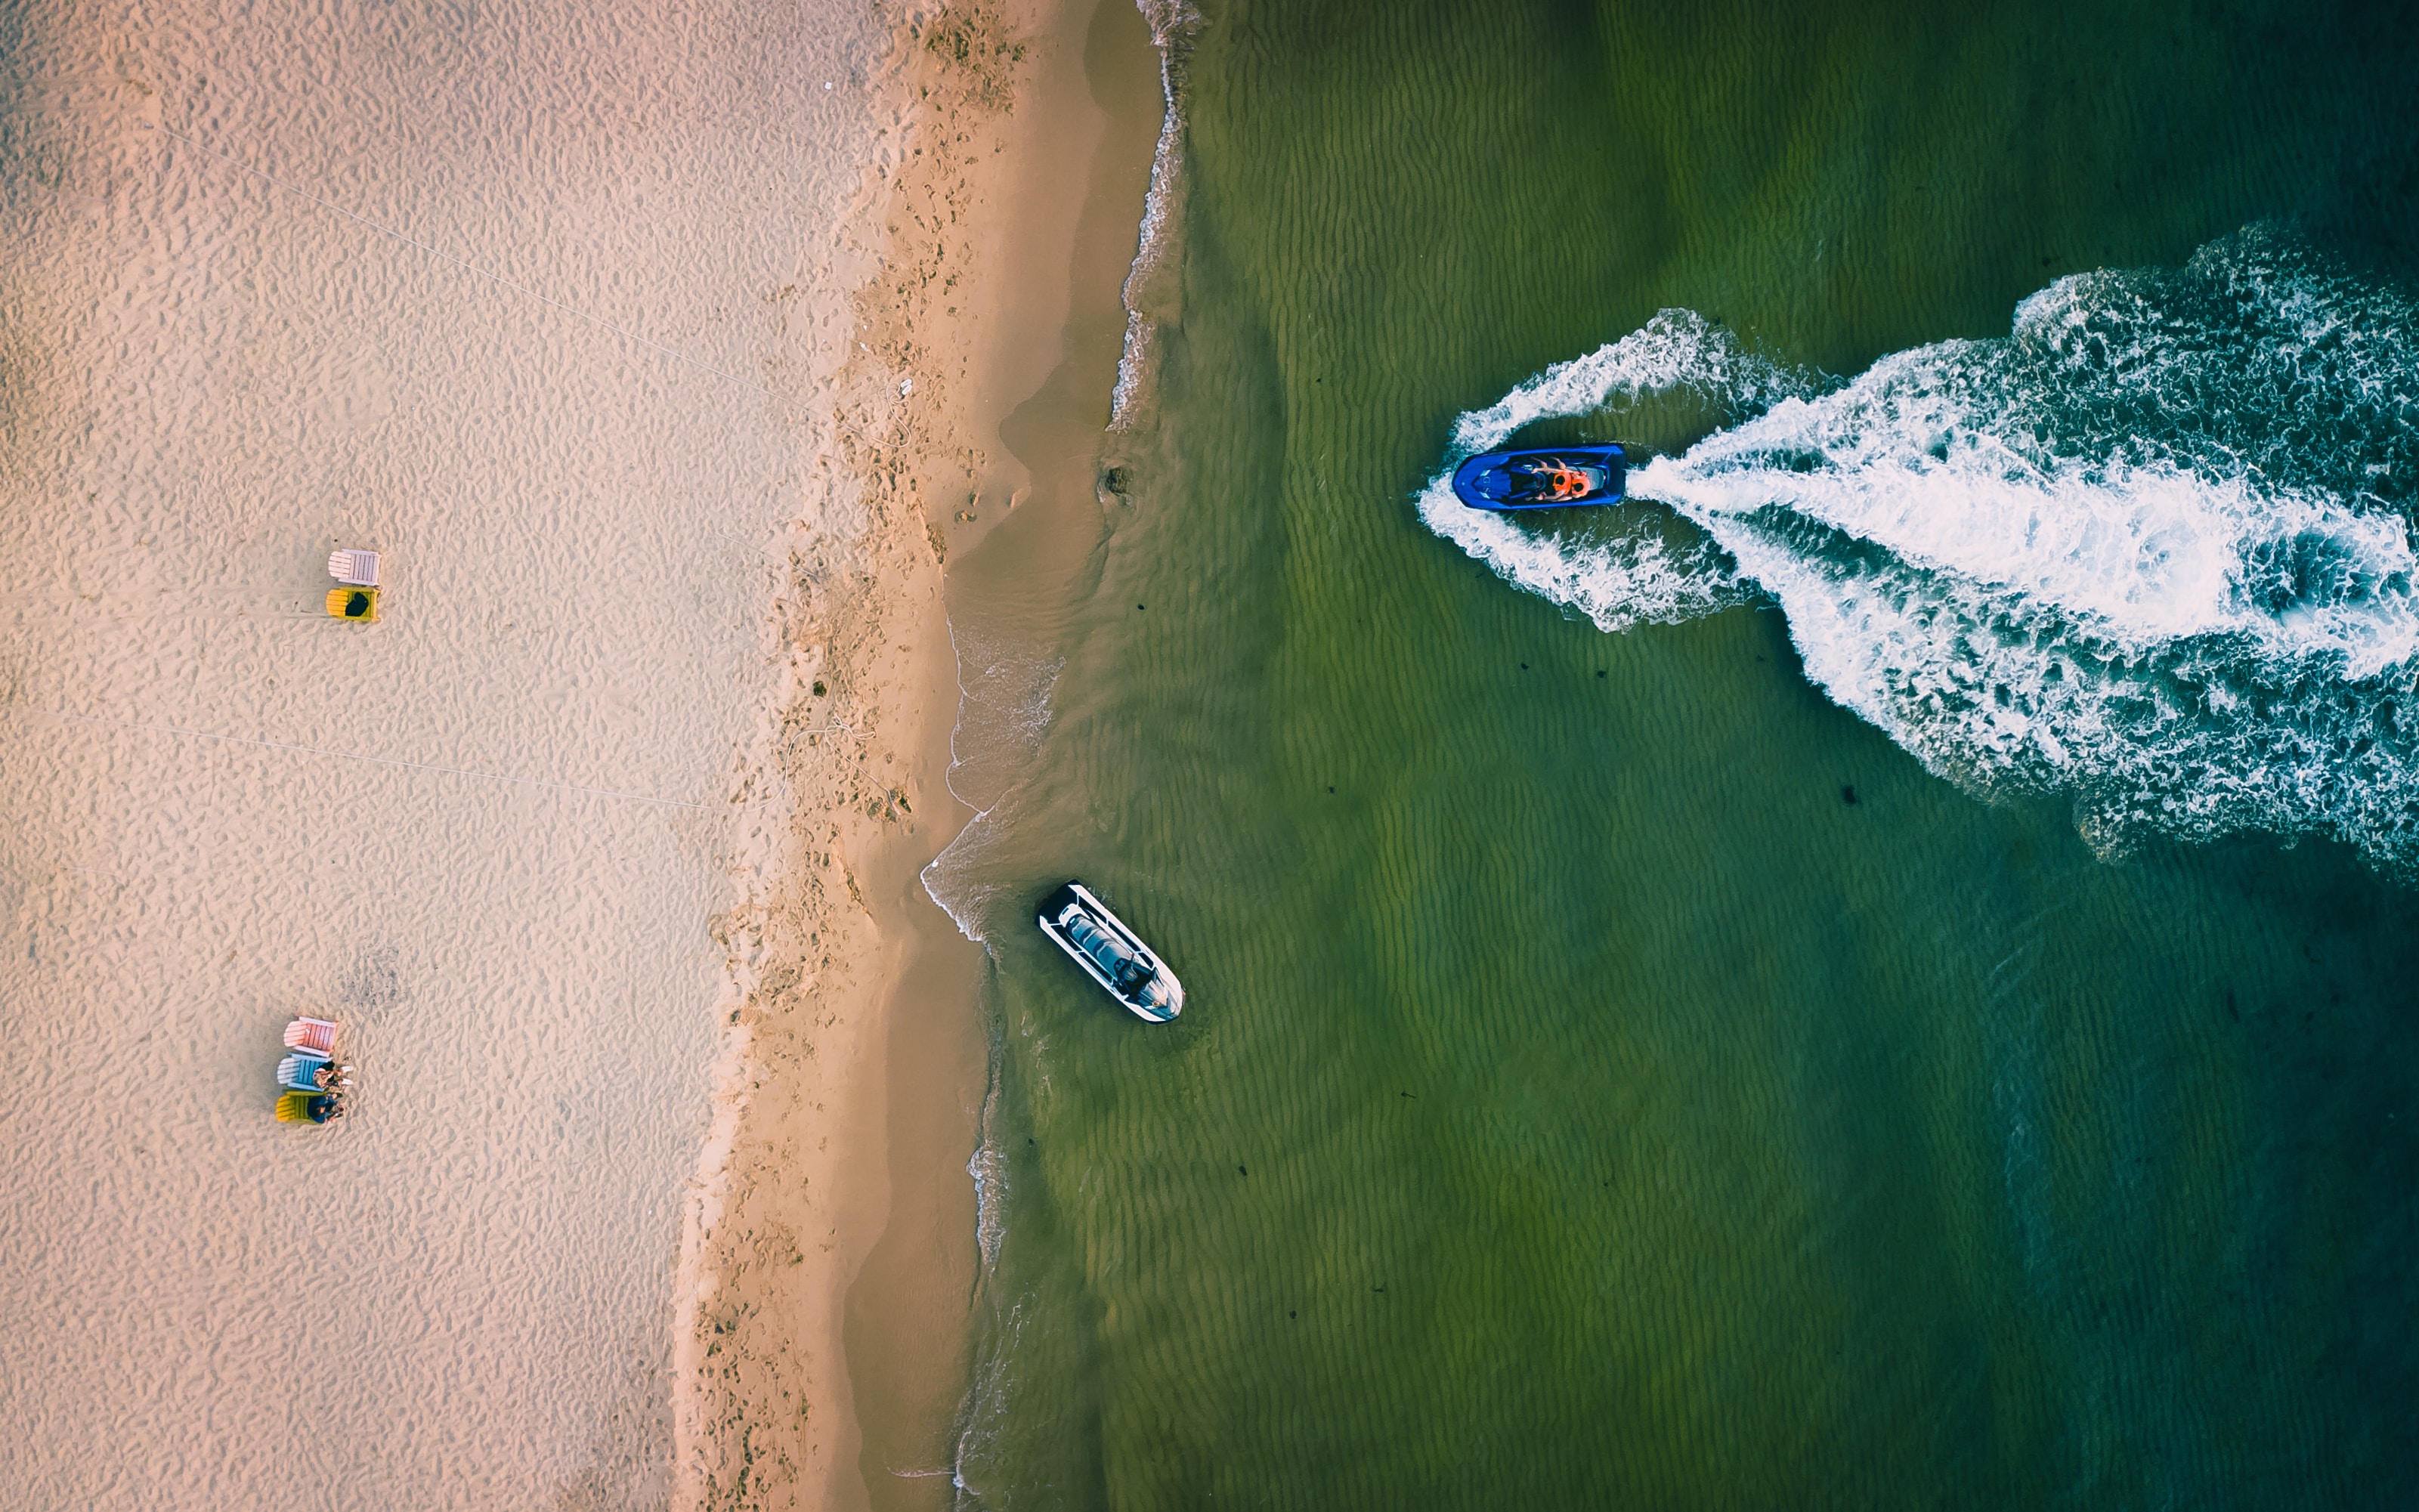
[673,2,1168,1508]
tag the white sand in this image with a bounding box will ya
[0,0,920,1503]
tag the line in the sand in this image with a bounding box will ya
[143,121,778,396]
[29,706,710,811]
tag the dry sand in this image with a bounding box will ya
[0,0,1146,1506]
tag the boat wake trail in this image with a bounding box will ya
[1421,226,2419,867]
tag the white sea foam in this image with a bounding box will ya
[1415,311,1816,629]
[1415,473,1748,632]
[1422,228,2419,867]
[1442,308,1817,456]
[1108,0,1203,430]
[920,619,1063,943]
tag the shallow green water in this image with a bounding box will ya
[941,2,2419,1504]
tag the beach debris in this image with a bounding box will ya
[326,549,382,621]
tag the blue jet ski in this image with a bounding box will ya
[1450,444,1628,511]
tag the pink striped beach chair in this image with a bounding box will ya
[282,1017,340,1055]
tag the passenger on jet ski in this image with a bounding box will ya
[1517,459,1598,502]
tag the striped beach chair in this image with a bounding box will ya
[325,586,379,622]
[283,1018,340,1056]
[277,1053,332,1092]
[328,549,381,586]
[275,1091,342,1124]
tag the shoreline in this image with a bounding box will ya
[673,2,1165,1506]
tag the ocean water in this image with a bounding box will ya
[1422,228,2419,869]
[929,0,2419,1506]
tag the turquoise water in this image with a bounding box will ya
[933,2,2419,1504]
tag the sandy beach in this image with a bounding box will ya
[675,2,1169,1506]
[0,0,1149,1505]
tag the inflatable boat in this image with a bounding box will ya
[1450,444,1628,510]
[1038,882,1184,1022]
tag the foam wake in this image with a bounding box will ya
[920,620,1063,944]
[1109,0,1202,431]
[1421,227,2419,867]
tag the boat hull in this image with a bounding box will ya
[1038,882,1184,1022]
[1450,444,1629,511]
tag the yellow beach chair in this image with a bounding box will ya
[326,587,379,623]
[276,1090,343,1124]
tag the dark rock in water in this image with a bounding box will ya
[812,680,827,697]
[1841,785,1858,805]
[1101,465,1131,496]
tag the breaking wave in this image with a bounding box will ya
[1108,0,1202,430]
[1421,226,2419,867]
[920,621,1061,943]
